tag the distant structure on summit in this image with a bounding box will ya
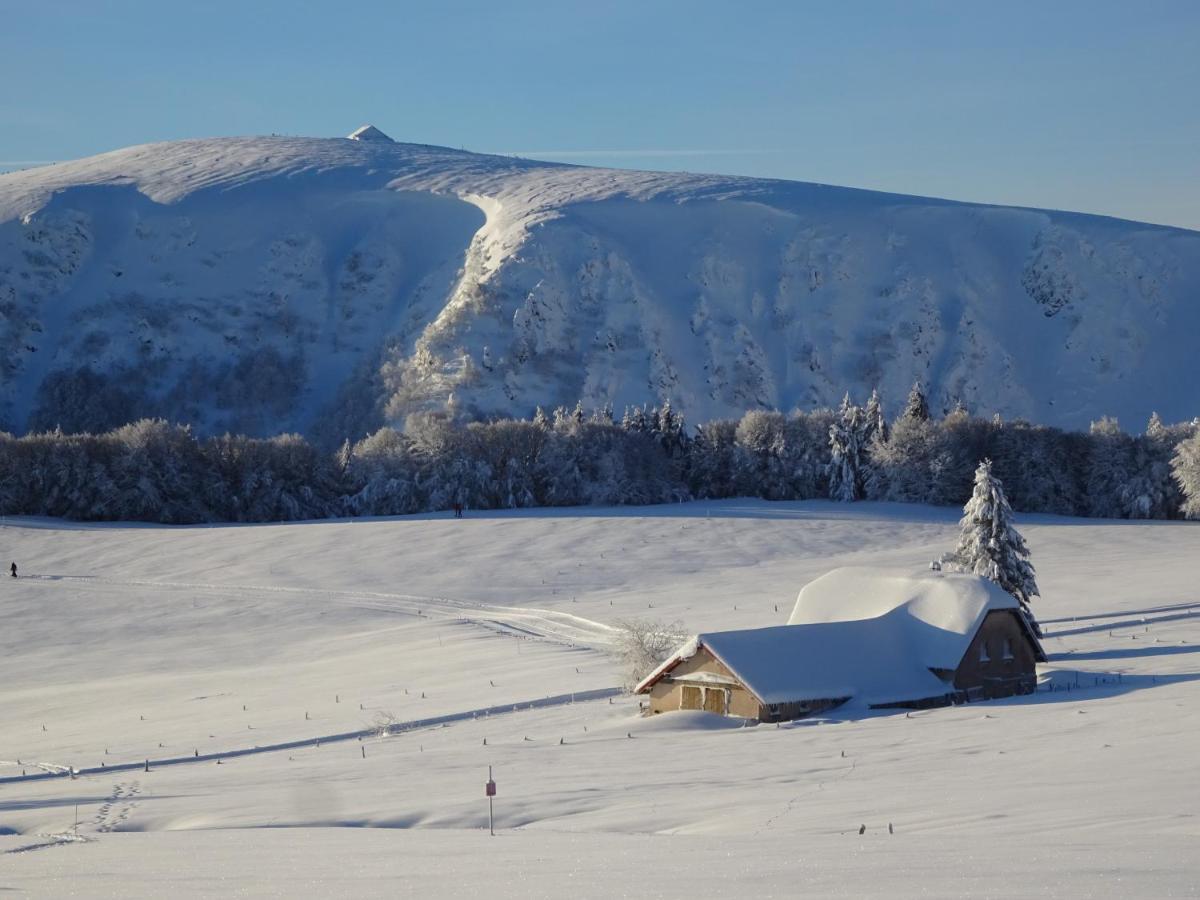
[346,124,394,143]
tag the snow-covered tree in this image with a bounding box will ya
[340,427,421,516]
[867,412,935,502]
[901,381,930,423]
[734,410,786,498]
[828,394,865,502]
[1172,429,1200,519]
[927,406,992,507]
[688,419,739,499]
[945,459,1040,622]
[863,388,888,445]
[653,400,689,460]
[611,618,690,691]
[1085,417,1134,518]
[589,402,615,425]
[621,405,649,434]
[467,420,547,508]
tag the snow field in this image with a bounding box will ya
[1,500,1198,896]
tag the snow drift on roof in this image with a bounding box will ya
[789,567,1017,633]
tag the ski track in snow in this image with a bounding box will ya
[23,573,619,649]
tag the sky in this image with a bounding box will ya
[2,0,1197,230]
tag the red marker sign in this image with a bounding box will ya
[486,779,496,797]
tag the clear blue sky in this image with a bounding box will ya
[3,0,1197,229]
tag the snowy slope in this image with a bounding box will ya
[1,502,1198,897]
[2,127,1198,440]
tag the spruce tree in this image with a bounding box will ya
[901,382,930,422]
[864,388,888,445]
[946,459,1041,625]
[828,394,865,502]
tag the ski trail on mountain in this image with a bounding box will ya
[25,574,620,649]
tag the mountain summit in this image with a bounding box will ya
[0,132,1197,441]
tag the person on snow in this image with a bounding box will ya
[9,562,15,578]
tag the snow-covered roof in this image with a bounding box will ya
[791,565,1020,635]
[637,567,1043,707]
[346,124,394,142]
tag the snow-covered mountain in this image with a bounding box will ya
[2,125,1197,441]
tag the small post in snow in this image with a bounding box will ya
[486,766,497,836]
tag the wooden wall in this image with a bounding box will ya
[954,610,1039,699]
[645,647,762,719]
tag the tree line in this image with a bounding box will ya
[0,385,1197,524]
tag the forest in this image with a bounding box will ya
[1,385,1197,525]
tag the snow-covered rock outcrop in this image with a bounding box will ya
[1,132,1197,441]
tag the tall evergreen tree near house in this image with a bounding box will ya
[828,394,865,502]
[945,459,1041,629]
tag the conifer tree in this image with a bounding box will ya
[946,459,1040,625]
[864,388,888,445]
[901,382,930,422]
[828,394,865,502]
[655,399,688,459]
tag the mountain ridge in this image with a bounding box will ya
[2,131,1197,441]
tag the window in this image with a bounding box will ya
[979,642,991,663]
[1002,638,1015,661]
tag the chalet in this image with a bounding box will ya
[635,567,1045,722]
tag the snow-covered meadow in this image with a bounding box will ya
[1,500,1198,897]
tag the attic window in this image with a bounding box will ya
[1002,638,1015,661]
[979,642,991,663]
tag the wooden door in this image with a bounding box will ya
[703,688,728,715]
[681,686,703,710]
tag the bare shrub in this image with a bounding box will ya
[611,618,690,692]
